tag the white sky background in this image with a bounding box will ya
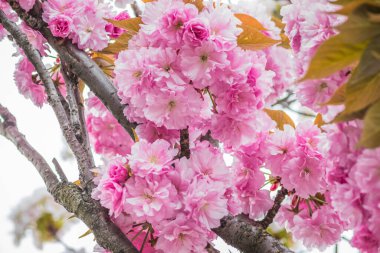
[0,37,358,253]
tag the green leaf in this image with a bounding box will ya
[345,35,380,113]
[301,34,368,81]
[264,109,295,130]
[358,99,380,148]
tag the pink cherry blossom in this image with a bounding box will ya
[124,175,181,224]
[92,178,127,218]
[14,57,47,107]
[183,179,228,229]
[155,213,209,253]
[48,15,72,38]
[128,139,178,177]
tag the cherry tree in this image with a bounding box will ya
[0,0,379,253]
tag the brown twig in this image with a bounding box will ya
[258,188,288,229]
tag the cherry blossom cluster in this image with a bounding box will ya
[93,140,231,252]
[3,0,380,252]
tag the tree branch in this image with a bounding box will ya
[258,188,288,229]
[213,215,293,253]
[52,183,139,253]
[0,103,59,192]
[52,158,68,183]
[6,0,137,141]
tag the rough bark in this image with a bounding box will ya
[213,215,293,253]
[52,183,139,253]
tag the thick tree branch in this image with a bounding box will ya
[213,215,293,253]
[0,106,139,253]
[52,183,139,253]
[258,188,288,229]
[7,0,137,141]
[0,9,93,184]
[0,103,59,192]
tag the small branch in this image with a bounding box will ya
[178,128,190,159]
[61,64,82,142]
[52,158,68,183]
[0,103,59,191]
[258,188,288,229]
[200,130,219,147]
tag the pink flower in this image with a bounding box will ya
[180,42,228,88]
[106,11,130,39]
[48,15,72,38]
[128,139,177,177]
[183,179,228,229]
[330,182,364,228]
[183,18,210,45]
[124,176,181,224]
[281,156,326,198]
[93,178,127,218]
[135,122,180,144]
[176,143,230,185]
[352,148,380,194]
[14,57,47,107]
[158,4,198,45]
[19,0,35,12]
[71,14,108,51]
[211,113,257,148]
[155,213,209,253]
[108,164,128,184]
[86,112,134,157]
[351,226,380,253]
[143,88,207,130]
[291,206,344,251]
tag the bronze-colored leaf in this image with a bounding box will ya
[104,17,142,35]
[235,13,267,31]
[237,24,280,51]
[314,113,325,128]
[301,34,368,81]
[264,109,295,130]
[325,83,347,105]
[345,36,380,113]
